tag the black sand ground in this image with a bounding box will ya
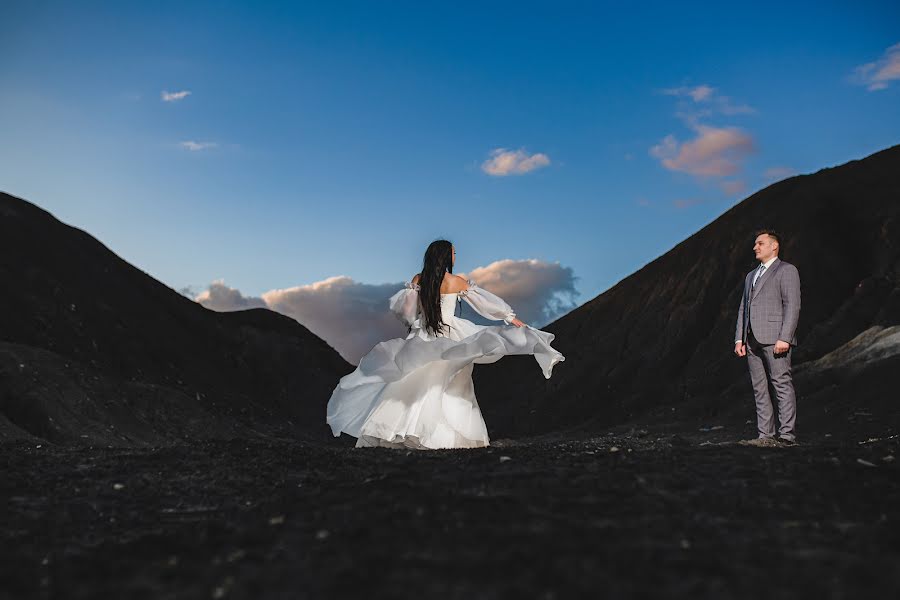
[3,427,898,599]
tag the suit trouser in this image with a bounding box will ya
[746,329,797,440]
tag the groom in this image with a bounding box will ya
[734,230,801,447]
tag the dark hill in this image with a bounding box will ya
[0,192,353,445]
[476,144,900,437]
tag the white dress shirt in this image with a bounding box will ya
[752,256,778,287]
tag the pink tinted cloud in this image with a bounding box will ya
[650,125,756,177]
[719,179,747,196]
[194,260,578,364]
[852,42,900,91]
[482,148,551,176]
[461,259,578,326]
[195,279,266,310]
[661,84,755,124]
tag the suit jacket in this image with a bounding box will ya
[735,257,801,346]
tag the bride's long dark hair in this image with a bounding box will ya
[419,239,454,337]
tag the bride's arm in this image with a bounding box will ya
[460,279,525,326]
[388,278,420,327]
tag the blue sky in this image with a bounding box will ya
[2,1,899,340]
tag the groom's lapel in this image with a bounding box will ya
[751,258,781,300]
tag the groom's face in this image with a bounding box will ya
[753,234,778,262]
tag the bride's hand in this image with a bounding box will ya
[510,318,526,328]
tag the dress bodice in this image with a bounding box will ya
[438,293,459,322]
[389,280,518,335]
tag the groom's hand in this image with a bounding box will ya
[734,342,746,357]
[774,340,790,355]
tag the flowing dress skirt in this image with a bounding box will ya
[326,315,564,449]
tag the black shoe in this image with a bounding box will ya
[778,437,798,447]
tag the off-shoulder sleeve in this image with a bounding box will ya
[460,280,517,325]
[388,281,420,327]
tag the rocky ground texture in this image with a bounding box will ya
[3,426,898,599]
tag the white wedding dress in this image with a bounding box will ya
[326,279,565,449]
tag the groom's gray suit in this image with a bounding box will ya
[735,257,801,441]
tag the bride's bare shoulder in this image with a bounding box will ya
[446,274,469,293]
[414,273,469,293]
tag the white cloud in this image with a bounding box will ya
[661,83,755,125]
[461,259,579,326]
[180,141,217,151]
[851,43,900,91]
[195,280,266,311]
[650,124,756,177]
[161,90,191,102]
[653,83,757,193]
[481,148,550,176]
[194,260,579,364]
[262,277,405,365]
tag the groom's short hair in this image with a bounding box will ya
[754,229,781,247]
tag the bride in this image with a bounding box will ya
[326,239,565,449]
